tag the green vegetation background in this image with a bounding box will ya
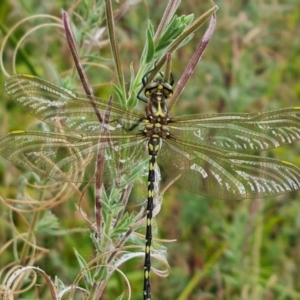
[0,0,300,299]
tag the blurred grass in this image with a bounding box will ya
[0,0,300,299]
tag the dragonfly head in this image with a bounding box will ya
[144,80,173,102]
[137,69,174,103]
[144,79,174,118]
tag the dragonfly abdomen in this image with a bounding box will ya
[143,136,161,300]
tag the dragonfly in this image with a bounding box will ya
[1,73,300,300]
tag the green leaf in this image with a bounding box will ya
[74,248,93,287]
[127,91,138,107]
[145,23,155,63]
[36,211,60,233]
[139,20,155,65]
[156,14,194,53]
[177,33,194,49]
[112,83,126,105]
[93,265,109,282]
[111,212,135,238]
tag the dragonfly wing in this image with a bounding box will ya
[158,138,300,200]
[0,130,147,184]
[5,74,145,133]
[102,134,148,188]
[170,107,300,152]
[0,131,87,181]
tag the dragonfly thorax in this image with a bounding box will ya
[142,78,173,140]
[143,117,169,139]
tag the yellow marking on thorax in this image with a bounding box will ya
[154,100,166,117]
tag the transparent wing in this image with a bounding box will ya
[170,108,300,152]
[0,130,147,183]
[4,74,300,199]
[5,74,145,133]
[159,138,300,200]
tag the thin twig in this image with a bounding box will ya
[105,0,126,97]
[63,11,108,239]
[62,12,94,97]
[164,53,172,83]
